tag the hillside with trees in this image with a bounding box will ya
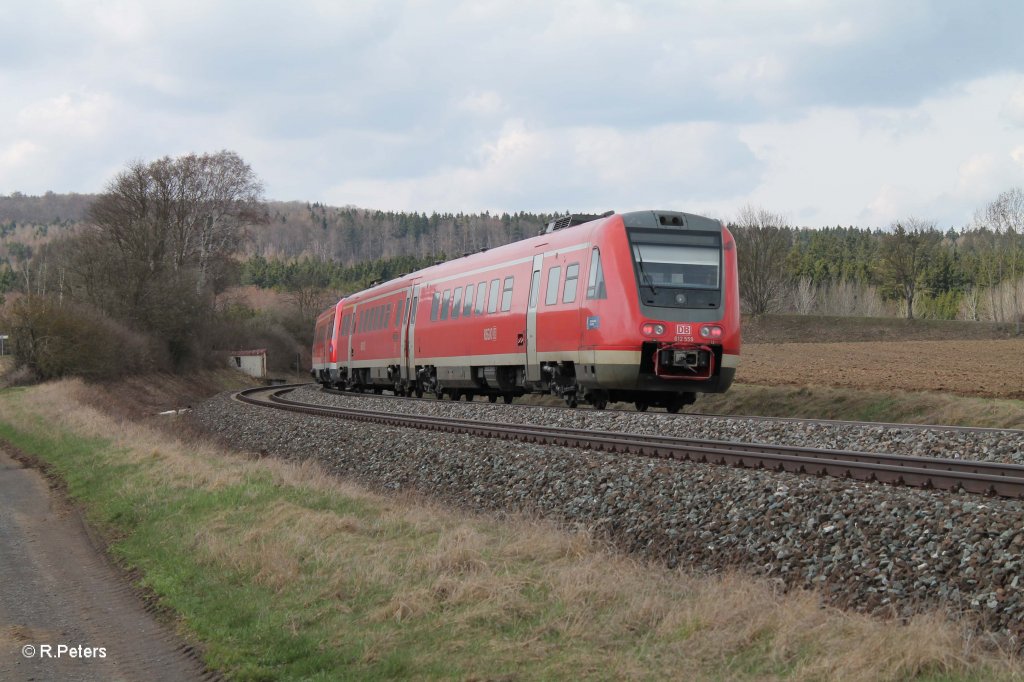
[0,151,1022,381]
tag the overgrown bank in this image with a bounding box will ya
[1,380,1020,680]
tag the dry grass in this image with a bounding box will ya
[2,378,1022,680]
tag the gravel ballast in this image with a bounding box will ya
[190,389,1024,642]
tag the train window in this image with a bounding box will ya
[430,292,440,321]
[529,271,540,309]
[586,248,607,300]
[475,281,487,314]
[487,279,500,313]
[410,296,418,325]
[385,303,393,328]
[451,287,463,319]
[440,289,451,321]
[395,299,403,326]
[501,276,514,312]
[463,284,475,317]
[372,306,380,331]
[563,263,580,303]
[545,266,561,305]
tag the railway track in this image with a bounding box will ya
[318,385,1024,436]
[236,384,1024,499]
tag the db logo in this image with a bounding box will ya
[483,326,498,341]
[676,324,692,335]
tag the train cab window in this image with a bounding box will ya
[463,284,475,317]
[500,276,514,312]
[430,292,440,321]
[545,266,562,305]
[451,287,463,319]
[586,248,608,300]
[563,263,580,303]
[475,281,488,314]
[487,279,500,313]
[395,299,403,326]
[440,289,451,321]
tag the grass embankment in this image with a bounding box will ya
[699,384,1024,429]
[1,381,1021,680]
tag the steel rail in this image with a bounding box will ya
[320,386,1024,436]
[236,385,1024,499]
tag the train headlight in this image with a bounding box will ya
[699,325,723,339]
[674,293,687,304]
[641,322,666,336]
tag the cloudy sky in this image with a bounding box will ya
[1,1,1022,227]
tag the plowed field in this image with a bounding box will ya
[740,339,1024,399]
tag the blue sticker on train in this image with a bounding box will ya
[586,316,600,329]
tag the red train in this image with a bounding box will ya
[312,210,740,411]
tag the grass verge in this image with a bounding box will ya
[697,384,1024,429]
[1,379,1021,681]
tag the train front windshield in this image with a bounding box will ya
[628,229,723,309]
[631,243,720,289]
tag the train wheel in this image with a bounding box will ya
[634,400,649,412]
[588,391,609,410]
[564,395,578,408]
[414,386,424,399]
[666,403,681,414]
[503,394,514,404]
[488,395,498,403]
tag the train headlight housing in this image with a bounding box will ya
[699,325,723,339]
[641,322,665,336]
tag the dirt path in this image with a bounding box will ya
[0,447,210,681]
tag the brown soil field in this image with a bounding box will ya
[740,339,1024,399]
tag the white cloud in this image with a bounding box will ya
[0,0,1023,223]
[17,92,114,137]
[457,91,505,117]
[1002,90,1024,127]
[0,140,40,170]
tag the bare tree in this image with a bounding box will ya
[732,205,792,315]
[984,188,1024,334]
[877,218,938,320]
[791,277,816,314]
[73,151,265,362]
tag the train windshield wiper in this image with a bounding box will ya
[634,246,658,295]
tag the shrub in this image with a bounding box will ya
[2,295,166,380]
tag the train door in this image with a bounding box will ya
[405,283,421,380]
[526,254,543,382]
[399,285,414,381]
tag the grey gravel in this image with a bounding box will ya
[295,385,1024,464]
[191,389,1024,644]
